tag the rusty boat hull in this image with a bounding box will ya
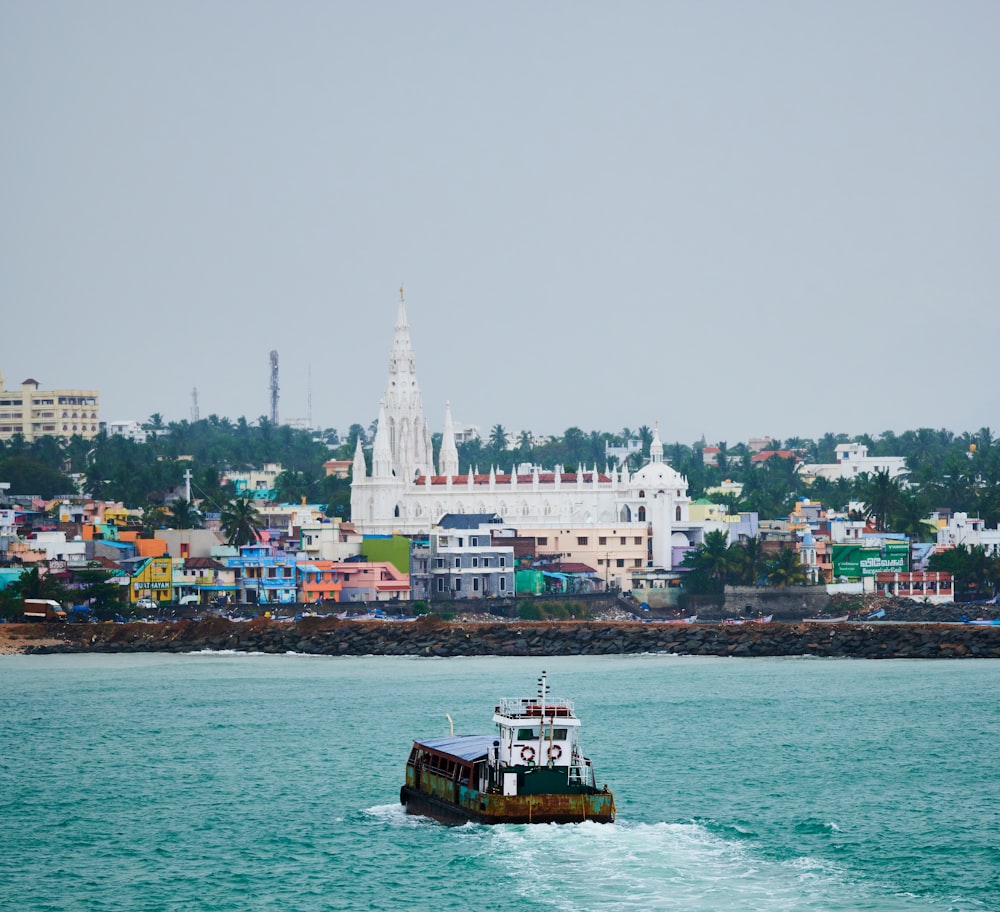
[400,782,615,825]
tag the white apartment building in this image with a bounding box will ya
[799,442,907,483]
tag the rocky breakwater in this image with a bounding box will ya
[17,615,1000,658]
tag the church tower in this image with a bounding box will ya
[382,288,435,480]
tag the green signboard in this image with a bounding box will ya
[832,542,909,580]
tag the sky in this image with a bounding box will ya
[2,2,998,448]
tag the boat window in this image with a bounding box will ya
[516,727,569,740]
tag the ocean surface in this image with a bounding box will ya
[1,652,997,911]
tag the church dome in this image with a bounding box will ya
[631,461,685,488]
[630,425,686,489]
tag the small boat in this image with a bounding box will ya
[964,618,1000,626]
[642,615,697,624]
[804,615,850,623]
[721,614,773,625]
[400,671,616,825]
[863,609,886,620]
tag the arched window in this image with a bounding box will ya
[394,504,401,518]
[675,506,682,521]
[638,490,645,499]
[638,506,646,522]
[620,505,631,522]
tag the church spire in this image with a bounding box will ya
[650,423,664,463]
[439,401,459,478]
[382,287,434,480]
[352,436,367,479]
[371,400,394,478]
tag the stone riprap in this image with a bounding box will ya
[14,616,1000,659]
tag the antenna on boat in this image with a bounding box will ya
[446,713,454,737]
[537,672,548,765]
[537,670,549,701]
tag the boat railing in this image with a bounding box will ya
[496,696,576,717]
[567,752,596,788]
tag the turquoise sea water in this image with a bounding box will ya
[1,653,997,911]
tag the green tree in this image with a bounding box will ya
[73,568,126,618]
[764,547,807,587]
[274,469,313,504]
[141,505,171,537]
[0,454,76,498]
[888,490,932,542]
[731,536,766,586]
[1,567,67,619]
[680,529,734,594]
[168,498,202,529]
[221,496,263,547]
[488,424,507,453]
[853,470,902,532]
[928,545,1000,598]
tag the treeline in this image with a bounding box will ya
[0,414,352,516]
[1,418,997,528]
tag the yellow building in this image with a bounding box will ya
[130,556,174,604]
[0,372,100,442]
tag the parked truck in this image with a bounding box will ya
[22,599,68,622]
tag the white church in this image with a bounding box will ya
[350,293,715,571]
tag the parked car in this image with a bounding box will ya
[135,598,157,611]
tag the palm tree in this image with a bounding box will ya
[637,425,653,456]
[168,497,202,530]
[732,536,766,586]
[516,430,533,460]
[221,495,263,547]
[488,424,508,460]
[854,469,902,532]
[274,469,312,504]
[764,548,807,587]
[889,491,932,542]
[10,566,66,602]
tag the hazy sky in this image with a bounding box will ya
[3,2,997,447]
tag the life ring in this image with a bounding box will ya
[548,744,562,761]
[520,745,535,763]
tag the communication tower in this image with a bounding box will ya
[269,350,279,425]
[191,387,200,423]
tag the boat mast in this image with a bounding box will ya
[537,670,548,765]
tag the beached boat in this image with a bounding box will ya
[804,615,850,623]
[400,672,616,825]
[721,614,773,625]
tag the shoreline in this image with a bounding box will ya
[4,615,1000,659]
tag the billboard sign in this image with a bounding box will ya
[832,542,909,580]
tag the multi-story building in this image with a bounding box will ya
[226,543,298,605]
[935,512,1000,556]
[0,373,100,442]
[129,555,174,605]
[416,515,515,601]
[497,525,649,592]
[107,420,148,443]
[798,442,907,483]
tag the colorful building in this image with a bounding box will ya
[130,556,174,604]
